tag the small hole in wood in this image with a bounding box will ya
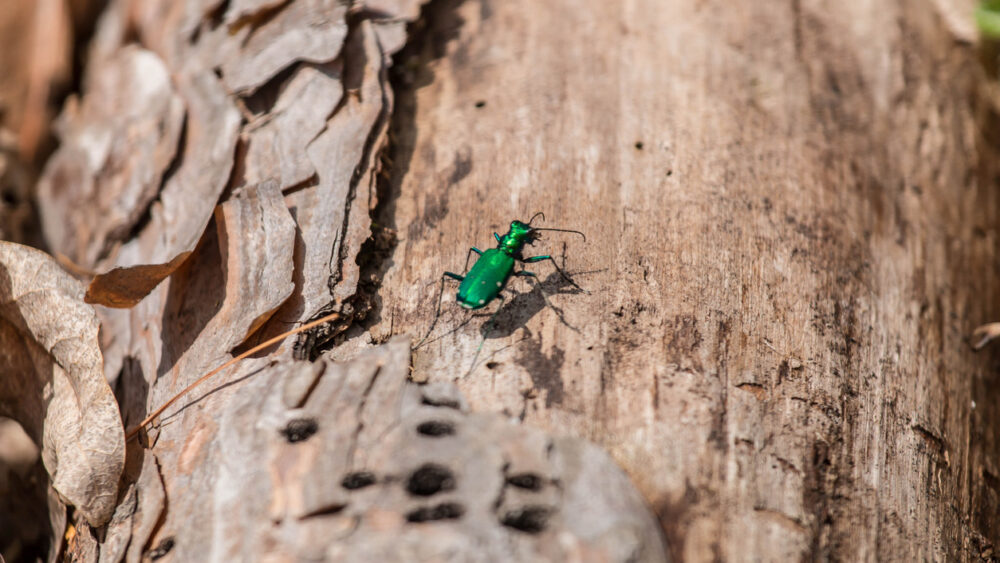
[421,395,461,409]
[500,506,551,533]
[406,464,455,496]
[417,420,455,437]
[342,471,377,490]
[1,189,20,206]
[147,537,175,560]
[506,473,543,491]
[475,100,486,108]
[281,418,318,442]
[406,502,465,522]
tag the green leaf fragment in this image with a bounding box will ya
[979,1,1000,39]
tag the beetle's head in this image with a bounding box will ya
[509,220,534,242]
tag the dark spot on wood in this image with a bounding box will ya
[634,141,644,150]
[500,505,551,533]
[515,338,565,407]
[148,537,175,560]
[664,315,702,370]
[421,395,461,409]
[911,424,946,457]
[449,147,472,185]
[778,360,790,384]
[735,382,767,401]
[0,188,19,206]
[280,418,318,443]
[506,473,543,491]
[486,361,500,369]
[417,420,456,436]
[302,502,347,517]
[407,464,455,496]
[984,470,1000,492]
[654,483,698,562]
[475,100,486,108]
[342,471,377,490]
[406,502,465,522]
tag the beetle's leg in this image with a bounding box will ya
[520,255,586,292]
[462,247,483,273]
[466,294,506,376]
[494,232,502,244]
[415,272,464,349]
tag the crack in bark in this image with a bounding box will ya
[305,0,468,364]
[344,362,382,469]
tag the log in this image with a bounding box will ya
[371,0,1000,559]
[6,0,1000,560]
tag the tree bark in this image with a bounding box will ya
[6,0,1000,561]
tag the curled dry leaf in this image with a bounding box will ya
[84,252,192,308]
[0,242,124,526]
[36,45,184,268]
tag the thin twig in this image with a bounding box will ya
[125,311,342,441]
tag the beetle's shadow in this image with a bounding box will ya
[481,268,597,340]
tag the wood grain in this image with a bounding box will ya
[369,0,1000,559]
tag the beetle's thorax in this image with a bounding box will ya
[498,220,533,255]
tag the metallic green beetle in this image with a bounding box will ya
[418,213,584,347]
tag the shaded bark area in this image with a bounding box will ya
[369,0,1000,559]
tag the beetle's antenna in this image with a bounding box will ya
[527,211,545,225]
[532,227,586,242]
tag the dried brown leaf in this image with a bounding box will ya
[85,252,192,308]
[0,242,125,526]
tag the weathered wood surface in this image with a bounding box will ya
[7,0,1000,560]
[111,339,666,562]
[366,0,1000,560]
[14,0,668,561]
